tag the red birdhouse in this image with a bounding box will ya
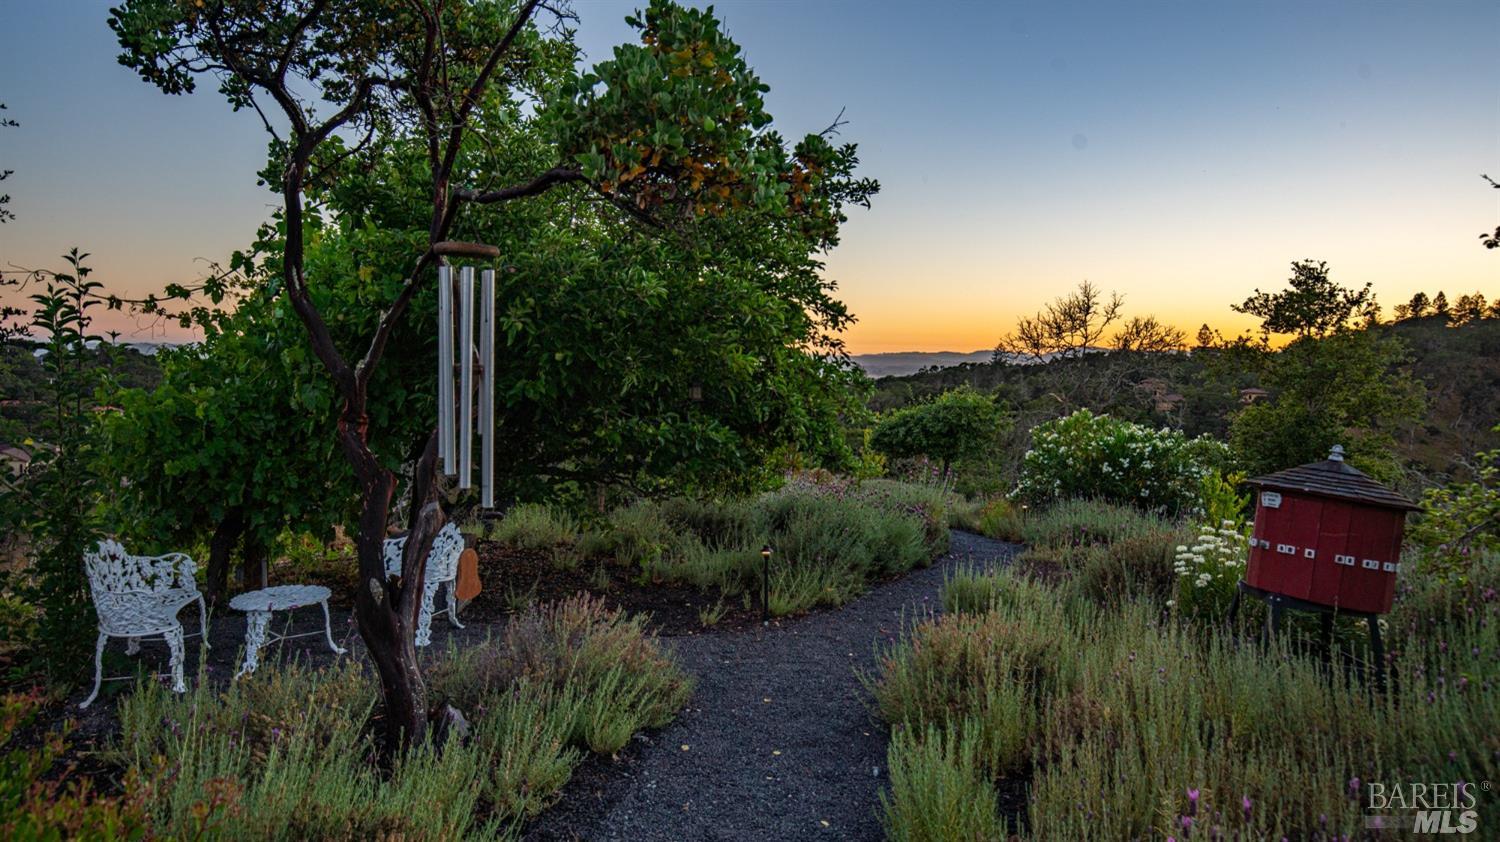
[1243,445,1417,615]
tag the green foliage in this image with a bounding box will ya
[1015,409,1229,512]
[0,250,106,682]
[1408,427,1500,578]
[1196,469,1249,526]
[880,723,1005,842]
[487,504,579,550]
[1233,260,1377,338]
[1019,497,1168,550]
[1228,267,1426,480]
[428,594,692,753]
[975,499,1026,542]
[1,691,151,840]
[870,387,1007,479]
[575,477,950,616]
[871,602,1054,778]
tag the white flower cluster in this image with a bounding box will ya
[1015,409,1230,510]
[1174,520,1248,589]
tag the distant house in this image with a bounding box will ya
[1239,387,1270,404]
[1135,379,1183,413]
[0,444,31,477]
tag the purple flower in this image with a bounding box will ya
[1348,777,1360,798]
[1187,789,1200,816]
[1241,795,1252,820]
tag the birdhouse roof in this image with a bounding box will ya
[1246,456,1418,512]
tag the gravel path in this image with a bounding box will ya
[526,530,1017,842]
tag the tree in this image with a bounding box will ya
[995,280,1123,361]
[1396,291,1431,321]
[1228,263,1424,479]
[0,102,15,224]
[1481,174,1499,250]
[869,387,1005,483]
[1452,293,1489,324]
[1432,290,1450,320]
[1232,260,1376,338]
[1195,323,1217,349]
[112,0,875,748]
[1113,315,1186,353]
[0,252,106,680]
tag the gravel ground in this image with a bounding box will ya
[525,530,1017,842]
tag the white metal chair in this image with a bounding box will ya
[81,539,209,708]
[383,522,466,647]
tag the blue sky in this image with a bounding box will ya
[2,0,1496,350]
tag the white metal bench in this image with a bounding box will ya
[81,539,209,708]
[383,522,466,647]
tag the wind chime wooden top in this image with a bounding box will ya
[435,241,501,508]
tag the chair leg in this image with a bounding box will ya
[196,594,211,649]
[320,600,347,655]
[446,579,465,630]
[164,625,186,694]
[81,633,107,709]
[415,579,439,647]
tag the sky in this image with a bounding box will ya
[1,0,1497,354]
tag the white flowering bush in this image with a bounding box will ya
[1170,520,1248,618]
[1015,409,1231,512]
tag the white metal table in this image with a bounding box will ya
[228,584,347,678]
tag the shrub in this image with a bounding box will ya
[1020,498,1166,550]
[872,581,1063,777]
[880,723,1005,842]
[941,564,1053,616]
[574,478,950,617]
[1407,429,1500,579]
[111,595,690,839]
[870,387,1007,485]
[1170,520,1249,619]
[976,498,1025,542]
[1015,409,1230,512]
[488,504,579,550]
[875,554,1500,839]
[1071,528,1184,605]
[2,691,153,839]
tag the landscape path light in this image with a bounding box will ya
[761,545,773,623]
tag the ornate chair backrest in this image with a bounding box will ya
[83,539,198,597]
[382,522,465,581]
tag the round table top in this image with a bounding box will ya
[229,584,333,613]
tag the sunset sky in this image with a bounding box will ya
[2,0,1497,354]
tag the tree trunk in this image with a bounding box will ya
[342,411,443,751]
[241,538,268,591]
[205,505,245,603]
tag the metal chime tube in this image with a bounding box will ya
[479,268,496,508]
[459,266,476,489]
[437,264,454,475]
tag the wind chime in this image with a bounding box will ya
[434,241,500,508]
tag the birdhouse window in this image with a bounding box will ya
[1335,554,1356,566]
[1303,548,1316,559]
[1276,543,1296,555]
[1362,559,1380,570]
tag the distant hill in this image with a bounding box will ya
[866,317,1500,486]
[851,350,994,377]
